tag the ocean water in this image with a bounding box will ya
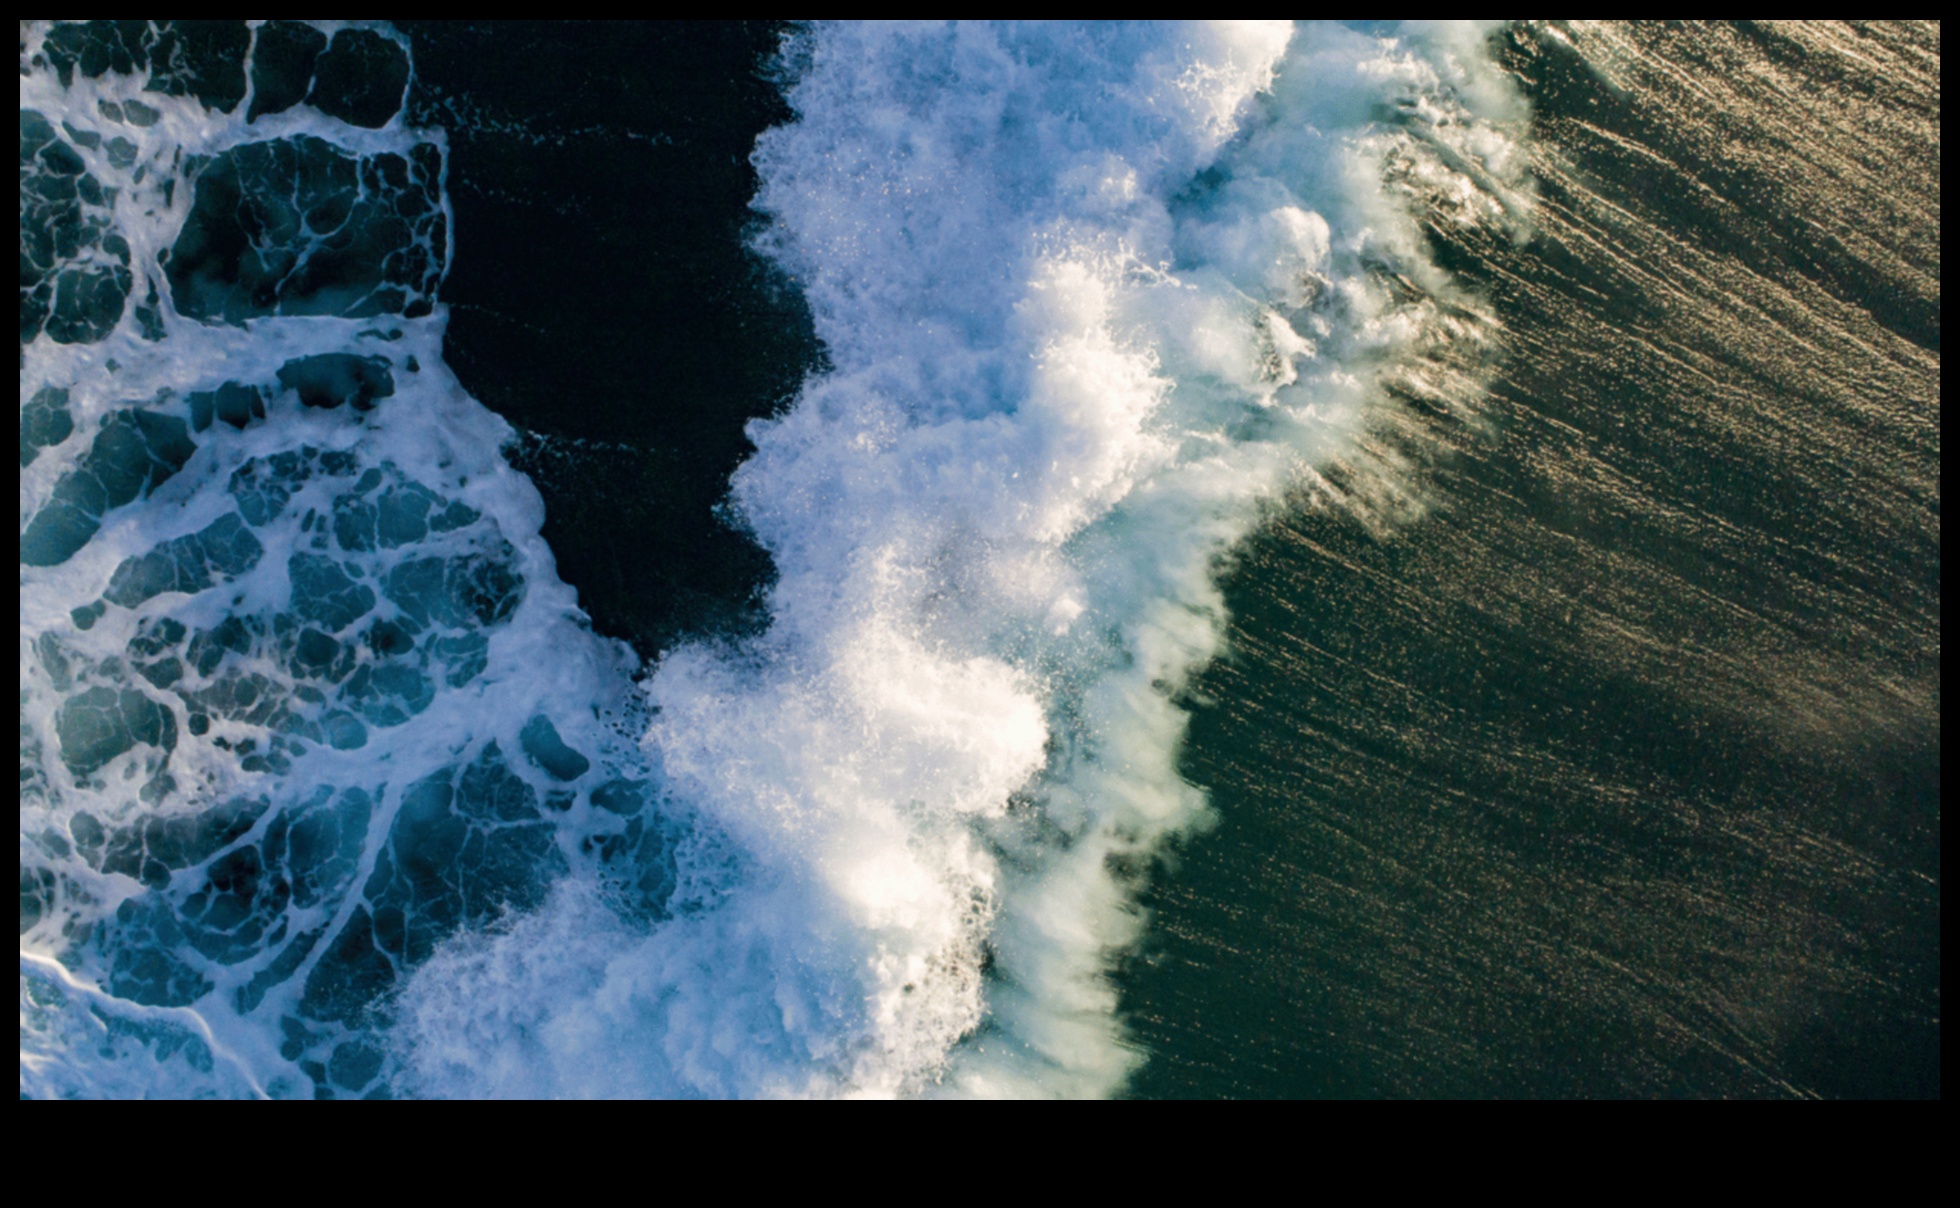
[19,21,1938,1099]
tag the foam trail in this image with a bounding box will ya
[21,21,1525,1098]
[390,21,1526,1098]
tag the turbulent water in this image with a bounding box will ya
[19,21,1939,1098]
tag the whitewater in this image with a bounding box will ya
[20,20,1526,1097]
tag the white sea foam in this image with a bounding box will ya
[394,21,1526,1098]
[19,21,651,1098]
[21,20,1525,1098]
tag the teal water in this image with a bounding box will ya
[1122,22,1940,1098]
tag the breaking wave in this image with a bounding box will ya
[20,20,1524,1097]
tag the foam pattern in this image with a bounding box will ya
[21,21,660,1099]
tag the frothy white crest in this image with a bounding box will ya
[395,21,1523,1099]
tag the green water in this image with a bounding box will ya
[1122,22,1940,1099]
